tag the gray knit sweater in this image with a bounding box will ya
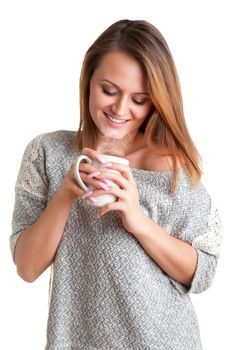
[10,130,223,350]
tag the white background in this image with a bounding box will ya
[0,0,231,349]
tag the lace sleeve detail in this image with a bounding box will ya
[192,204,223,255]
[16,134,48,199]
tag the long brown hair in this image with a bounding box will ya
[75,19,202,191]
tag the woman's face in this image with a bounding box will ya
[89,51,153,141]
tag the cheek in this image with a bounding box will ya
[89,89,109,111]
[135,105,152,121]
[89,88,98,111]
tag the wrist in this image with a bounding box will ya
[130,211,152,238]
[54,187,76,208]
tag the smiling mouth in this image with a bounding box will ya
[104,112,129,124]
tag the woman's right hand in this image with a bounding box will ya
[56,162,103,204]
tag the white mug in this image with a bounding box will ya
[74,154,129,207]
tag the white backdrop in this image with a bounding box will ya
[0,1,231,349]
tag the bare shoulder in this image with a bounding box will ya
[142,144,183,171]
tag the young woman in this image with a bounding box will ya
[10,19,222,349]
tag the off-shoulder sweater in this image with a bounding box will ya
[10,130,223,350]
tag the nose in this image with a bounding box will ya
[111,96,129,117]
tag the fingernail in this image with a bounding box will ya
[89,196,97,203]
[88,170,101,178]
[102,162,113,168]
[96,155,106,164]
[102,178,112,186]
[81,191,93,199]
[97,181,109,191]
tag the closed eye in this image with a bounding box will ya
[102,87,116,96]
[102,86,149,106]
[132,99,145,105]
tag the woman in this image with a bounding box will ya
[10,19,222,349]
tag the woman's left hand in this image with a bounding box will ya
[80,147,149,236]
[89,161,148,236]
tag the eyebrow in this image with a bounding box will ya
[100,79,149,96]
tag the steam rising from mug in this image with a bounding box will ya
[96,137,128,157]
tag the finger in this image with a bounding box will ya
[121,168,134,182]
[81,187,123,200]
[79,173,107,190]
[87,170,101,179]
[79,162,98,174]
[82,148,100,161]
[105,163,134,182]
[67,179,87,197]
[80,191,100,205]
[97,201,124,217]
[100,186,126,199]
[82,148,115,166]
[94,169,129,189]
[81,191,94,199]
[89,187,126,202]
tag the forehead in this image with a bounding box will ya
[92,51,148,92]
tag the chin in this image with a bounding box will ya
[99,130,126,141]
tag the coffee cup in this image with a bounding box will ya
[74,154,129,207]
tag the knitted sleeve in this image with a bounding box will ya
[189,202,223,293]
[10,134,48,261]
[169,186,223,295]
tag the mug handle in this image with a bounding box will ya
[74,155,93,192]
